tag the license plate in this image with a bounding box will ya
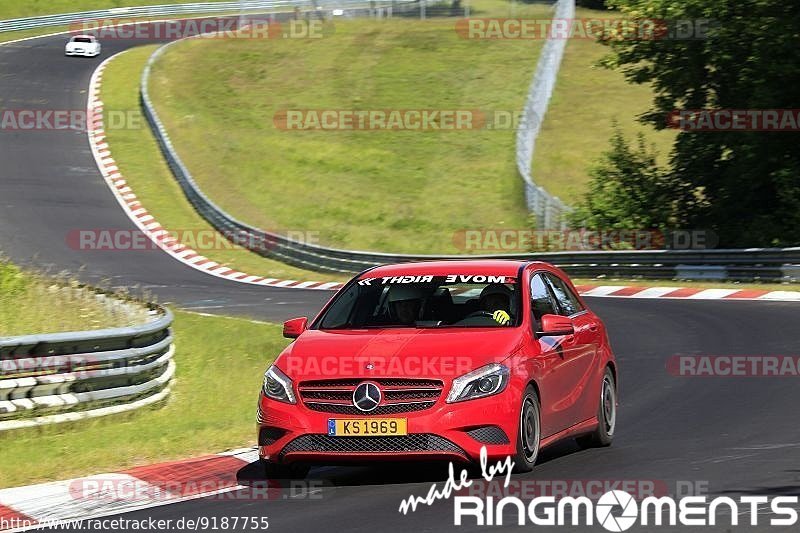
[327,418,407,437]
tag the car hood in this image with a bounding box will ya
[275,328,525,382]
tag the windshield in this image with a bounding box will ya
[317,274,521,329]
[72,37,93,43]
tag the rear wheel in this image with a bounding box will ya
[260,459,310,480]
[512,386,541,473]
[577,367,616,448]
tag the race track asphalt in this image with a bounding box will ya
[0,27,331,322]
[2,26,799,533]
[106,298,800,533]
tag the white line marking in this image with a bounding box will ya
[580,286,627,297]
[687,288,739,299]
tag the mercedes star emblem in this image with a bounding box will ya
[353,382,381,412]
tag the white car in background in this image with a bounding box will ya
[65,35,101,57]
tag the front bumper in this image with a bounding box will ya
[257,386,521,465]
[65,50,97,57]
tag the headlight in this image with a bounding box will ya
[446,363,510,403]
[262,365,296,404]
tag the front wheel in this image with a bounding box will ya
[577,367,617,448]
[512,386,541,473]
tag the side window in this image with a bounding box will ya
[530,274,557,324]
[545,273,584,316]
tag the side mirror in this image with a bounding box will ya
[283,317,308,339]
[538,314,574,336]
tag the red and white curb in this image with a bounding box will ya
[87,54,343,292]
[87,56,800,303]
[0,448,260,532]
[574,284,800,301]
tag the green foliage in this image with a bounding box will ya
[596,0,800,246]
[101,46,344,282]
[148,7,550,254]
[568,125,687,233]
[0,261,147,336]
[0,261,28,297]
[532,7,676,204]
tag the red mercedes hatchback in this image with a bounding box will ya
[257,260,618,478]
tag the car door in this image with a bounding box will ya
[527,272,579,437]
[543,272,601,428]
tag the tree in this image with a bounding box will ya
[596,0,800,247]
[568,125,689,235]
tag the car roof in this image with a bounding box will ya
[362,259,548,278]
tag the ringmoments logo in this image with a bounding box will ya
[452,490,799,529]
[397,449,799,530]
[596,490,638,532]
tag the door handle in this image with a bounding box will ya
[589,324,598,332]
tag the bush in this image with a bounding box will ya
[568,125,685,233]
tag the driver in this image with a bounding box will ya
[387,285,426,325]
[478,283,513,325]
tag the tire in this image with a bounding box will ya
[577,367,617,448]
[512,386,541,473]
[260,459,310,480]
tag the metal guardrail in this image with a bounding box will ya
[0,0,393,33]
[140,39,800,281]
[0,305,174,431]
[516,0,573,229]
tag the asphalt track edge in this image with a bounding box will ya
[0,448,259,533]
[85,51,344,292]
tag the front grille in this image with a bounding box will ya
[298,378,444,415]
[301,389,440,401]
[466,425,510,445]
[279,434,466,458]
[305,401,435,415]
[305,379,442,388]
